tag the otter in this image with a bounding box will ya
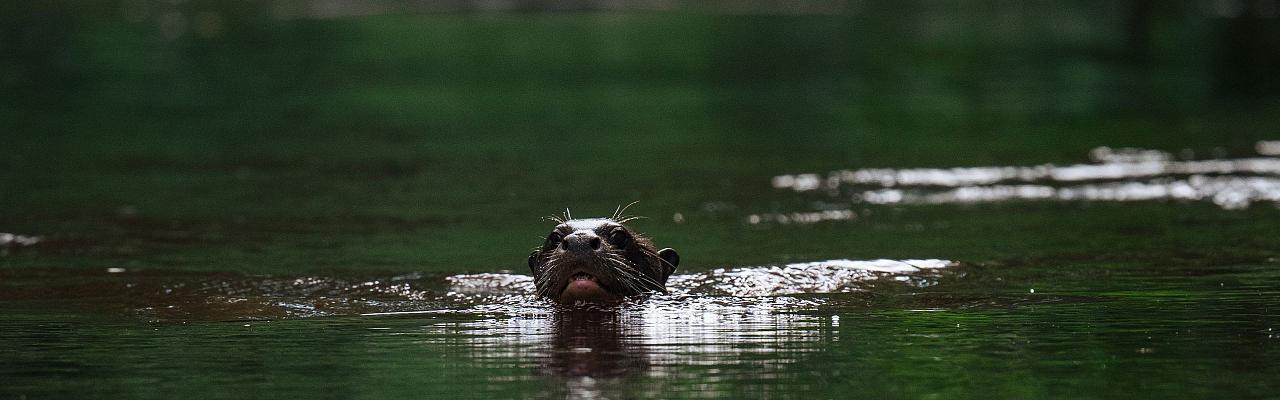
[527,210,679,304]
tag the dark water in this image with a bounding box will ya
[3,2,1280,399]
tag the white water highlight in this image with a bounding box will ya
[771,142,1280,210]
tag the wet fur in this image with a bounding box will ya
[528,209,678,302]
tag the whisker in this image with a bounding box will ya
[639,246,677,271]
[615,201,639,220]
[615,215,647,224]
[601,254,664,292]
[542,215,564,224]
[597,255,644,293]
[611,201,645,224]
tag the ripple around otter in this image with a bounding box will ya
[373,258,953,321]
[0,259,953,322]
[444,258,953,299]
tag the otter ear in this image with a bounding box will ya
[657,248,679,278]
[527,251,540,275]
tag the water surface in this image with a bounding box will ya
[2,2,1280,399]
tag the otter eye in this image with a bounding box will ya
[607,229,629,248]
[546,231,563,246]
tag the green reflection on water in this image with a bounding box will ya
[2,2,1280,399]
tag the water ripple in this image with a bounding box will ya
[770,142,1280,210]
[446,258,953,298]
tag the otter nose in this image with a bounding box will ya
[561,231,602,253]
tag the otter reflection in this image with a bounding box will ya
[533,298,835,398]
[541,307,647,379]
[372,295,832,398]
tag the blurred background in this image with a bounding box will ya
[2,0,1279,273]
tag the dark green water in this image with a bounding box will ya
[3,2,1280,399]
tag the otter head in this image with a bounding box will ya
[528,217,679,304]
